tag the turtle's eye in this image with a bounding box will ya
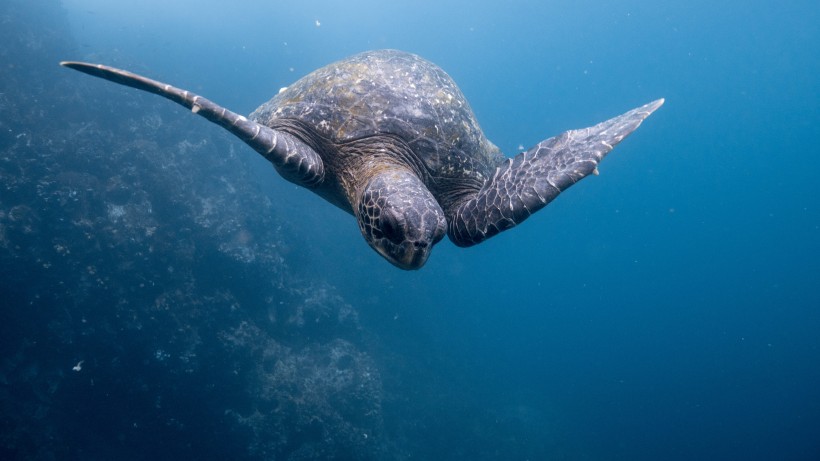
[381,212,403,244]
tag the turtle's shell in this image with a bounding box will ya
[250,50,504,183]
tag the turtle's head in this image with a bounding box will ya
[357,170,446,270]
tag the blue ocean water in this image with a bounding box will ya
[2,0,818,459]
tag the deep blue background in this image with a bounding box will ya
[53,0,820,459]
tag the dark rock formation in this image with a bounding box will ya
[0,1,386,459]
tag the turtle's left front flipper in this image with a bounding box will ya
[448,99,664,247]
[60,61,324,187]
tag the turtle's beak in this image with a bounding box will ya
[376,243,431,270]
[399,246,431,270]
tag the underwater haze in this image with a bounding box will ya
[2,0,819,459]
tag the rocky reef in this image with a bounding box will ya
[0,1,386,459]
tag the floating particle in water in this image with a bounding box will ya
[155,349,170,361]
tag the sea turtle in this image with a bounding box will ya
[61,50,662,270]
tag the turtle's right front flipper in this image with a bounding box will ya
[60,61,324,187]
[449,99,664,247]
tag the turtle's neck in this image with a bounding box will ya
[335,135,428,213]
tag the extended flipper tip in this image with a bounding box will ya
[60,61,87,69]
[645,98,665,114]
[59,61,110,80]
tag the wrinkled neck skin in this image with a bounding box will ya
[352,163,447,270]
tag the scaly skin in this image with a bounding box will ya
[448,99,664,246]
[59,61,325,188]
